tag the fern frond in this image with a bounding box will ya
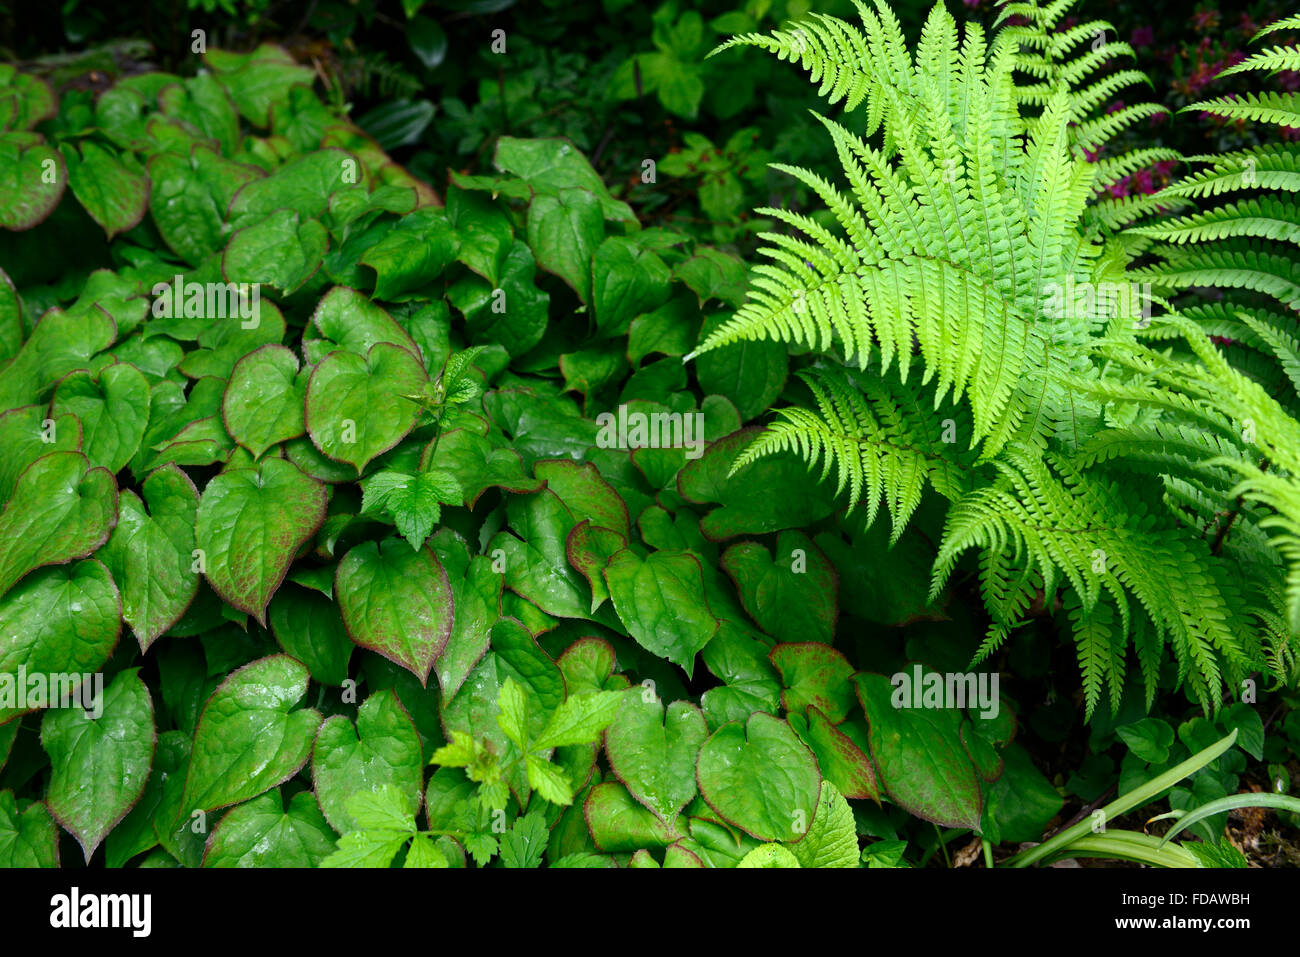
[1257,14,1300,38]
[1158,145,1300,199]
[1128,196,1300,246]
[1216,46,1300,79]
[732,367,980,541]
[933,447,1255,712]
[1133,243,1300,309]
[1184,92,1300,128]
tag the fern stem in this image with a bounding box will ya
[1210,459,1270,554]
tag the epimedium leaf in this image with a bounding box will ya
[0,305,116,411]
[0,451,118,600]
[0,69,56,131]
[855,672,983,831]
[493,137,636,222]
[447,185,513,284]
[584,781,679,852]
[203,789,337,867]
[421,427,542,506]
[222,208,328,295]
[174,298,286,382]
[360,207,459,301]
[305,342,427,472]
[181,655,321,816]
[0,561,120,725]
[603,548,719,677]
[788,707,879,802]
[63,140,149,240]
[104,728,185,868]
[0,406,81,503]
[195,457,329,625]
[428,530,498,702]
[673,248,748,308]
[534,458,631,540]
[49,362,150,474]
[526,187,604,304]
[100,464,200,651]
[698,621,781,729]
[42,669,155,863]
[592,236,673,336]
[267,584,353,686]
[305,285,422,365]
[148,144,260,264]
[335,536,454,685]
[557,637,621,696]
[695,712,821,843]
[678,428,838,540]
[604,689,707,824]
[228,149,361,224]
[0,133,65,230]
[981,742,1063,845]
[721,531,838,644]
[312,689,423,833]
[565,520,626,614]
[448,242,550,357]
[221,345,307,459]
[488,488,591,620]
[770,643,856,724]
[204,44,316,127]
[0,266,23,362]
[157,73,241,155]
[0,790,59,867]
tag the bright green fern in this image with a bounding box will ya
[688,0,1295,717]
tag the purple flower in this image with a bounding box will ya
[1131,26,1155,48]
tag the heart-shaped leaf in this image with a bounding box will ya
[770,642,856,723]
[64,140,150,240]
[222,208,328,295]
[0,406,80,504]
[0,561,120,725]
[221,344,307,458]
[0,133,65,230]
[526,188,603,304]
[335,536,454,684]
[49,362,150,474]
[181,655,321,815]
[695,711,821,843]
[0,790,59,867]
[722,530,838,643]
[312,689,423,832]
[305,342,426,472]
[195,458,329,625]
[855,671,982,830]
[202,789,337,867]
[42,669,155,862]
[100,464,200,651]
[603,548,718,677]
[267,584,353,687]
[584,781,679,852]
[605,690,707,824]
[0,451,118,599]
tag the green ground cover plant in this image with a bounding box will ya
[0,0,1298,869]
